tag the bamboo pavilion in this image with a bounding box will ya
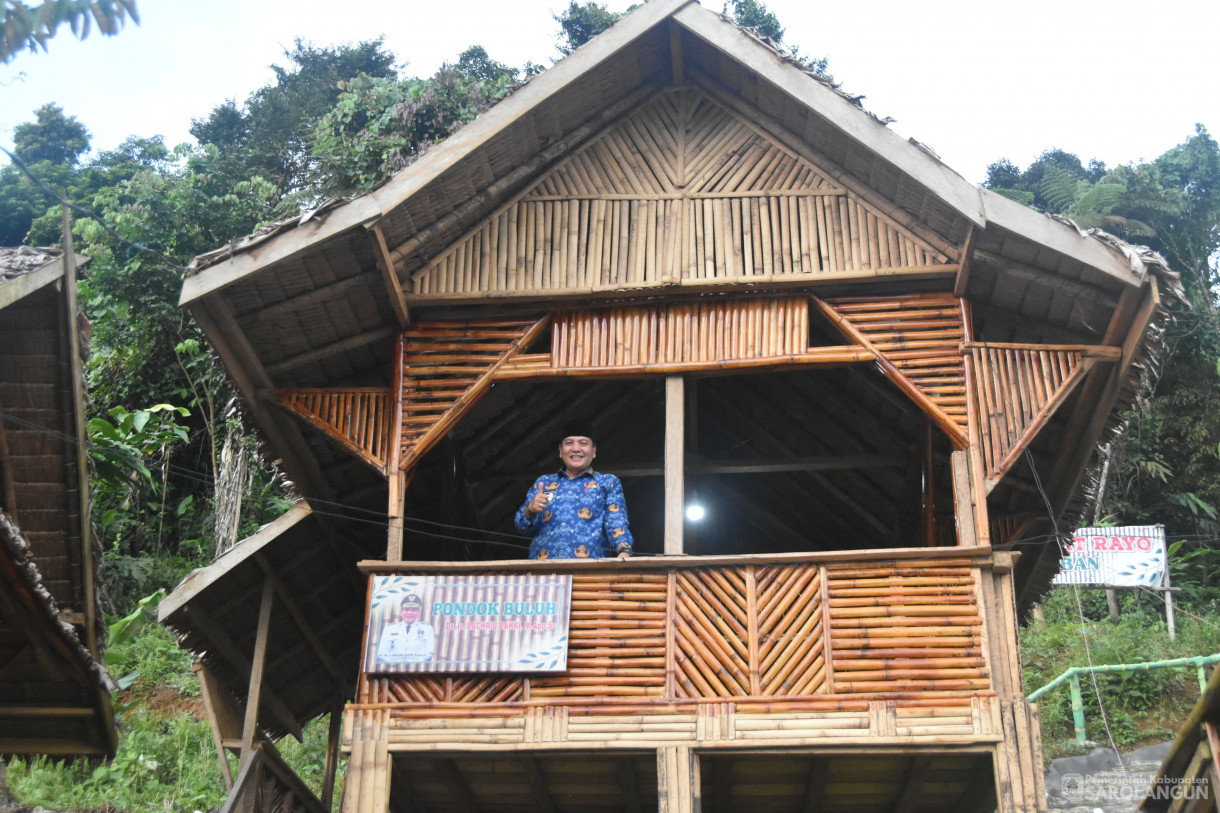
[160,2,1179,810]
[0,246,114,757]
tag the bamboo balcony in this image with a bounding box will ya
[345,547,1016,754]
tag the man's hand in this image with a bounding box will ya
[616,550,631,560]
[525,487,548,518]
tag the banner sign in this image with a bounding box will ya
[1052,525,1167,588]
[364,573,572,674]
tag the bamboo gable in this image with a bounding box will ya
[410,90,954,301]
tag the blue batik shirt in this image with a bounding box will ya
[514,469,633,560]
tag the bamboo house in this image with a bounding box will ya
[159,2,1178,811]
[0,246,114,757]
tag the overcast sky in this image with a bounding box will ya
[1,0,1216,185]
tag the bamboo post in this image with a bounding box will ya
[665,376,685,555]
[321,692,345,810]
[60,198,97,658]
[1068,672,1087,743]
[240,575,276,767]
[657,746,699,813]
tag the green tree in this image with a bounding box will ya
[554,1,622,55]
[189,38,397,203]
[311,47,521,193]
[12,102,90,165]
[0,0,137,62]
[724,0,830,76]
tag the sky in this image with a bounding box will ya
[1,0,1216,185]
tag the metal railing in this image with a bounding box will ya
[1027,654,1220,743]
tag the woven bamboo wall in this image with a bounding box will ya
[410,90,952,298]
[366,559,989,708]
[966,343,1091,484]
[549,297,808,368]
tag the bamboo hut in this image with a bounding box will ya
[161,2,1178,811]
[0,246,114,757]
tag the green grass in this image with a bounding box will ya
[6,619,344,812]
[1021,588,1220,759]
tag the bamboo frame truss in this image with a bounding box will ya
[814,293,969,447]
[964,341,1119,491]
[409,89,953,301]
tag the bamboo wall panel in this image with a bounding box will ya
[966,343,1092,487]
[825,559,989,693]
[820,293,968,428]
[397,317,547,472]
[528,572,669,699]
[755,566,827,696]
[268,388,391,469]
[410,90,951,298]
[673,568,752,698]
[550,298,809,369]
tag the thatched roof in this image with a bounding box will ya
[0,511,114,756]
[158,503,365,740]
[176,0,1177,623]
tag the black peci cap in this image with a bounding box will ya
[400,593,423,609]
[560,418,597,445]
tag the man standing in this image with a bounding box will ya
[515,419,633,560]
[375,593,436,664]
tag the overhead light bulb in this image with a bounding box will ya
[685,503,705,521]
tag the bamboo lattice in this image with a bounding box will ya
[819,293,968,429]
[965,342,1093,486]
[267,388,391,469]
[825,560,988,693]
[673,569,751,698]
[756,566,827,696]
[398,317,549,472]
[410,90,950,297]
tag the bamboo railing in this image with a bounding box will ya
[359,553,990,711]
[267,389,391,470]
[410,89,951,299]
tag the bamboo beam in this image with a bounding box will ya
[953,225,977,298]
[473,454,903,481]
[619,758,643,813]
[665,376,685,555]
[399,314,550,472]
[813,296,968,448]
[525,759,559,813]
[60,202,96,658]
[184,602,302,741]
[922,417,936,547]
[258,274,372,322]
[254,553,350,692]
[0,397,16,523]
[194,662,237,790]
[239,576,276,766]
[371,224,410,329]
[801,758,830,813]
[435,759,481,813]
[265,327,396,377]
[494,346,875,380]
[973,250,1121,307]
[669,21,684,85]
[189,299,337,505]
[894,755,931,813]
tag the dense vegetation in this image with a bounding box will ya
[0,0,1218,807]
